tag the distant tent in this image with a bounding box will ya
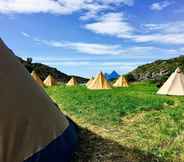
[86,77,94,87]
[44,74,57,87]
[113,76,128,87]
[31,70,44,87]
[87,72,112,90]
[0,38,77,162]
[157,67,184,96]
[66,77,78,86]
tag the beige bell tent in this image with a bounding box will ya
[0,39,77,162]
[157,67,184,96]
[31,70,44,87]
[86,77,94,87]
[87,72,112,90]
[44,74,57,87]
[66,77,78,86]
[113,76,128,87]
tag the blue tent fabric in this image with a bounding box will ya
[104,73,110,80]
[24,122,78,162]
[105,71,120,81]
[110,71,120,80]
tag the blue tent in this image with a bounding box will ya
[109,70,120,80]
[105,71,120,81]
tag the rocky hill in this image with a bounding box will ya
[127,55,184,86]
[18,57,88,83]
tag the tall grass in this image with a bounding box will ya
[46,82,173,126]
[46,82,184,161]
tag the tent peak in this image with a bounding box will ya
[66,77,78,86]
[175,67,182,73]
[44,74,57,87]
[157,67,184,96]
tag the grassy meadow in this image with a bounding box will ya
[46,81,184,162]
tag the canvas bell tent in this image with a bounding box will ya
[157,67,184,96]
[87,72,112,90]
[86,77,94,87]
[113,76,128,87]
[44,74,57,87]
[66,77,78,86]
[31,70,44,87]
[0,39,78,162]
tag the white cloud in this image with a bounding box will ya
[0,0,64,14]
[80,11,98,20]
[84,12,184,45]
[41,40,125,55]
[144,21,184,33]
[98,0,134,6]
[135,21,184,44]
[85,12,134,38]
[132,33,184,45]
[21,32,124,55]
[64,42,122,55]
[21,32,31,38]
[79,0,134,20]
[0,0,134,16]
[150,1,173,11]
[21,32,182,58]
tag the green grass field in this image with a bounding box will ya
[46,82,184,162]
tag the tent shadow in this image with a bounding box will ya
[71,126,169,162]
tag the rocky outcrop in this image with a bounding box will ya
[126,55,184,86]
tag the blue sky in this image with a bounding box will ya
[0,0,184,77]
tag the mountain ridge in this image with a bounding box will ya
[18,57,88,83]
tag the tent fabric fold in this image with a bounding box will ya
[157,67,184,96]
[0,38,77,162]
